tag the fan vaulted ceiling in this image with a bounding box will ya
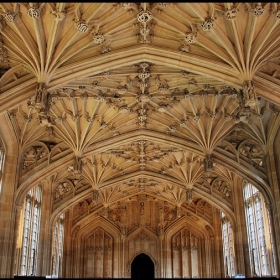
[0,3,280,228]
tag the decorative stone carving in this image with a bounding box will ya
[196,200,212,221]
[51,10,65,22]
[251,3,264,16]
[238,140,264,168]
[158,3,168,8]
[73,201,88,218]
[121,3,138,11]
[21,144,49,175]
[201,18,214,31]
[54,181,73,199]
[185,32,197,43]
[225,7,237,20]
[204,154,213,172]
[27,6,40,18]
[243,80,258,108]
[92,189,99,205]
[86,228,112,251]
[212,178,232,200]
[0,38,8,62]
[35,83,48,110]
[76,20,88,32]
[180,45,190,52]
[92,32,105,44]
[188,77,197,87]
[137,9,153,23]
[186,188,193,204]
[274,9,280,19]
[68,157,83,177]
[3,11,17,22]
[137,108,147,128]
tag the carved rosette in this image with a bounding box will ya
[185,32,197,43]
[92,32,105,44]
[251,3,264,16]
[225,7,237,20]
[3,11,17,22]
[201,18,214,31]
[137,9,153,23]
[27,7,40,18]
[76,20,89,32]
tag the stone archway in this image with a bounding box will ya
[131,253,155,279]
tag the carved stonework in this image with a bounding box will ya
[225,7,237,20]
[251,3,264,16]
[73,201,88,219]
[201,18,214,31]
[185,32,197,43]
[68,157,83,177]
[92,32,104,44]
[243,80,258,108]
[3,11,17,22]
[92,189,99,205]
[86,228,112,251]
[186,188,193,204]
[0,38,8,62]
[137,9,153,23]
[21,144,49,176]
[51,10,65,22]
[54,181,73,200]
[212,178,232,201]
[121,3,138,11]
[238,140,264,168]
[35,83,48,110]
[204,154,213,172]
[196,200,212,221]
[76,20,88,32]
[27,6,40,18]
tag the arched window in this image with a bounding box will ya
[52,213,64,277]
[243,182,276,277]
[221,211,235,277]
[20,186,42,276]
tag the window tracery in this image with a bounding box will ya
[19,186,42,276]
[221,212,235,277]
[51,213,64,277]
[243,183,276,277]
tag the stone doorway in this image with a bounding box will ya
[131,253,155,279]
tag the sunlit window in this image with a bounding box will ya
[221,211,235,277]
[20,186,42,276]
[52,213,64,277]
[243,183,276,277]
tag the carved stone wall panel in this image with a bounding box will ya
[85,227,114,278]
[20,143,49,177]
[171,228,201,278]
[126,228,158,275]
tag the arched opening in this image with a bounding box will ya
[131,253,155,279]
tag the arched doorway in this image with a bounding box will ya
[131,253,155,279]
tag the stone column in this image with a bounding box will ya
[36,179,52,276]
[12,205,23,276]
[212,208,223,278]
[0,152,19,277]
[232,175,249,276]
[62,209,73,278]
